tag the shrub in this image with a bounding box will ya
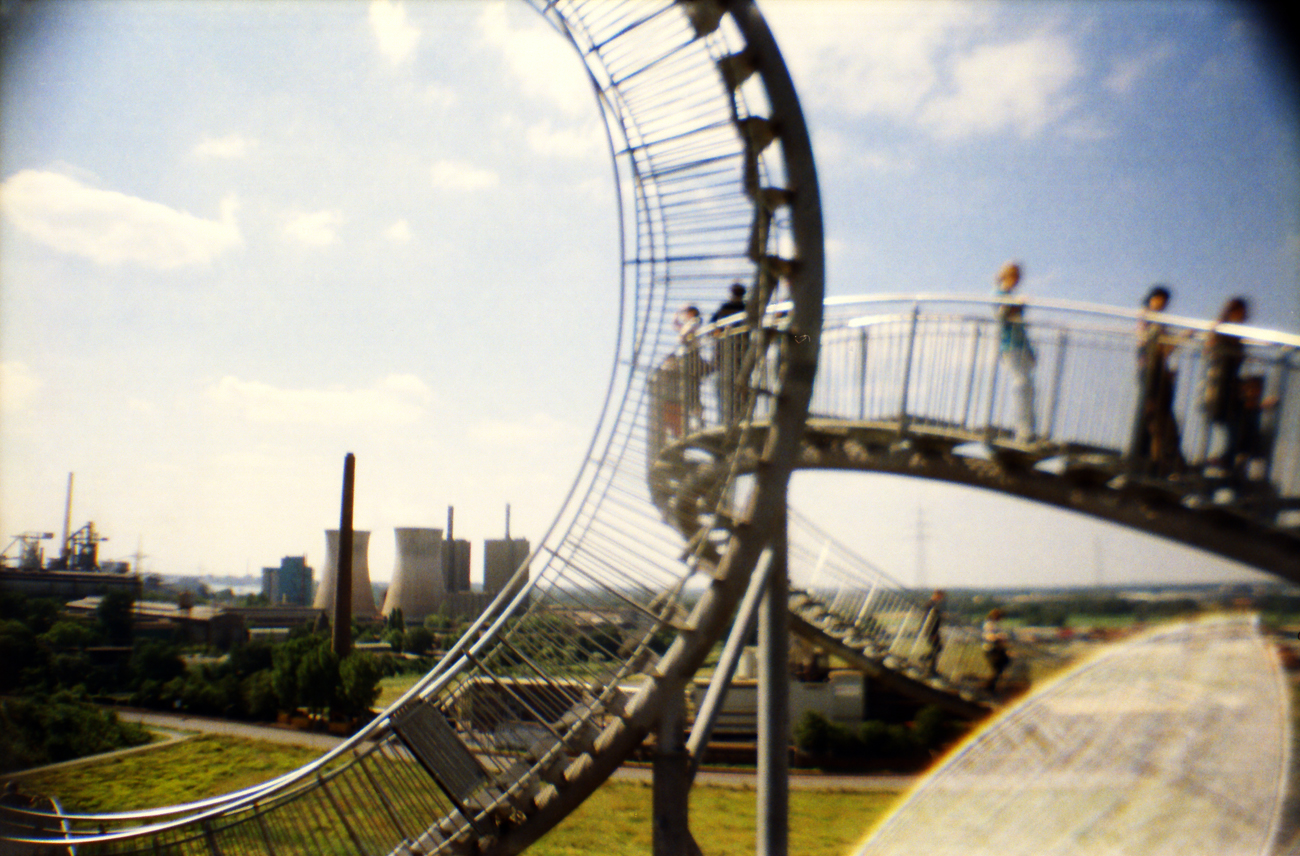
[793,705,965,765]
[0,691,150,773]
[41,620,100,650]
[403,626,433,655]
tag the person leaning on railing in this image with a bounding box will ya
[674,305,710,432]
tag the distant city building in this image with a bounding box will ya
[261,556,313,606]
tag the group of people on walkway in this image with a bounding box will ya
[652,283,754,439]
[653,270,1279,487]
[994,261,1276,482]
[921,591,1012,695]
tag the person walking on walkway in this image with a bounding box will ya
[920,590,945,677]
[982,608,1011,693]
[1133,285,1185,476]
[1203,296,1250,474]
[993,262,1036,443]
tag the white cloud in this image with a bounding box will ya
[766,3,1088,141]
[205,374,433,426]
[192,134,257,160]
[524,119,603,160]
[430,159,499,191]
[423,82,457,110]
[765,1,986,121]
[919,33,1083,139]
[385,219,412,242]
[369,0,420,65]
[282,208,345,246]
[127,397,159,416]
[0,361,42,414]
[473,411,577,446]
[478,2,592,116]
[0,169,241,268]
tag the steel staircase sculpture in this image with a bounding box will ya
[4,2,1297,854]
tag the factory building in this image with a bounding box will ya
[484,536,530,598]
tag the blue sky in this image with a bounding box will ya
[1,1,1295,587]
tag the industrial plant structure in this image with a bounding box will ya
[312,529,377,616]
[380,508,530,622]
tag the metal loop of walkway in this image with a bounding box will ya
[2,1,825,853]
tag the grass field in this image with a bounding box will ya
[12,733,901,856]
[375,672,424,709]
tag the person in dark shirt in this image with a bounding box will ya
[711,281,747,324]
[1203,296,1250,472]
[711,283,749,423]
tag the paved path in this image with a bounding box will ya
[115,709,345,752]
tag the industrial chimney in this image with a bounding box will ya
[314,529,377,616]
[382,527,444,622]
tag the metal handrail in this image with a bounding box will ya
[679,295,1299,517]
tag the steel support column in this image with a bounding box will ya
[653,687,698,856]
[757,505,789,856]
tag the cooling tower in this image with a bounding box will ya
[313,529,377,616]
[382,527,444,621]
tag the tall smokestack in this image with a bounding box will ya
[332,453,355,656]
[60,472,74,566]
[382,528,444,621]
[505,503,510,540]
[446,505,454,542]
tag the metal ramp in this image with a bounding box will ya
[852,615,1291,856]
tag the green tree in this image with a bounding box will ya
[335,653,382,720]
[271,633,323,713]
[228,638,275,677]
[96,590,136,645]
[40,620,99,650]
[296,643,338,718]
[241,670,280,721]
[0,619,38,691]
[130,639,186,687]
